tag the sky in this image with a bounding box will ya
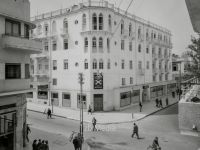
[29,0,197,55]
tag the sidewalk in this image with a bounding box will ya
[27,95,179,124]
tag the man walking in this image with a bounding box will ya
[92,117,97,131]
[155,98,159,107]
[47,108,52,119]
[26,124,31,142]
[131,123,139,139]
[139,101,143,112]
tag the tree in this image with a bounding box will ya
[186,36,200,78]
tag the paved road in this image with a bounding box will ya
[25,104,200,150]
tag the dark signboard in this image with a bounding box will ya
[94,73,103,89]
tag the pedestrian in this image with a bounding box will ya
[44,140,49,150]
[165,97,169,106]
[92,117,97,131]
[47,108,52,119]
[88,105,92,115]
[131,123,139,139]
[32,139,37,150]
[152,137,161,150]
[139,101,142,112]
[26,124,31,142]
[73,136,80,150]
[77,133,83,150]
[155,98,159,107]
[159,99,163,108]
[37,139,42,150]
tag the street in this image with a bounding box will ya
[25,104,200,150]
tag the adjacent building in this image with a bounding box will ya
[0,0,42,149]
[29,0,175,111]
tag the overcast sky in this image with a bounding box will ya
[29,0,196,55]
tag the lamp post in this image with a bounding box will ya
[78,73,84,149]
[51,98,54,113]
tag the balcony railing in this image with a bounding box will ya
[2,34,42,53]
[137,68,145,76]
[152,53,158,59]
[153,68,158,74]
[159,68,165,74]
[60,28,69,37]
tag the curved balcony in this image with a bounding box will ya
[2,34,42,54]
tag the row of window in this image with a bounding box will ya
[51,59,169,70]
[50,92,87,109]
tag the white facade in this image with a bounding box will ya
[29,0,175,111]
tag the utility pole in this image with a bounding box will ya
[78,73,84,149]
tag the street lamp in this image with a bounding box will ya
[51,98,54,113]
[78,73,84,149]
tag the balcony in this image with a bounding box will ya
[159,68,165,74]
[152,53,158,60]
[153,68,158,74]
[35,70,49,76]
[2,34,42,54]
[0,79,30,93]
[137,34,144,42]
[60,28,69,38]
[137,68,145,76]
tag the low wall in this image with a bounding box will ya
[179,85,200,136]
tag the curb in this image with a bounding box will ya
[27,101,178,125]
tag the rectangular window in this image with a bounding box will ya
[24,24,29,38]
[138,61,142,69]
[121,40,124,50]
[77,94,87,109]
[53,60,57,70]
[5,63,21,79]
[44,42,48,51]
[45,65,49,70]
[62,93,71,107]
[129,41,132,51]
[5,19,21,36]
[25,64,30,79]
[64,39,68,50]
[122,78,126,86]
[129,60,133,69]
[130,77,133,84]
[52,78,57,85]
[146,61,149,69]
[63,59,68,69]
[52,41,57,51]
[107,61,110,69]
[121,60,125,69]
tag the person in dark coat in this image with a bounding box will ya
[155,98,159,107]
[159,99,163,108]
[152,137,161,150]
[44,140,49,150]
[37,139,42,150]
[165,97,169,106]
[131,123,139,139]
[73,136,80,150]
[26,124,31,142]
[32,139,37,150]
[88,105,92,115]
[47,108,52,119]
[92,117,97,131]
[139,101,143,112]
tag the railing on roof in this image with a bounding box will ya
[31,0,171,34]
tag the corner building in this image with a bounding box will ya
[29,0,175,111]
[0,0,42,149]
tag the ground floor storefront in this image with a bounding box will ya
[27,81,177,111]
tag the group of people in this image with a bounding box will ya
[32,139,49,150]
[155,98,163,108]
[131,123,161,150]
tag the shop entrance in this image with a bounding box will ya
[93,94,103,111]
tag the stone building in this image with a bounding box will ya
[29,0,175,111]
